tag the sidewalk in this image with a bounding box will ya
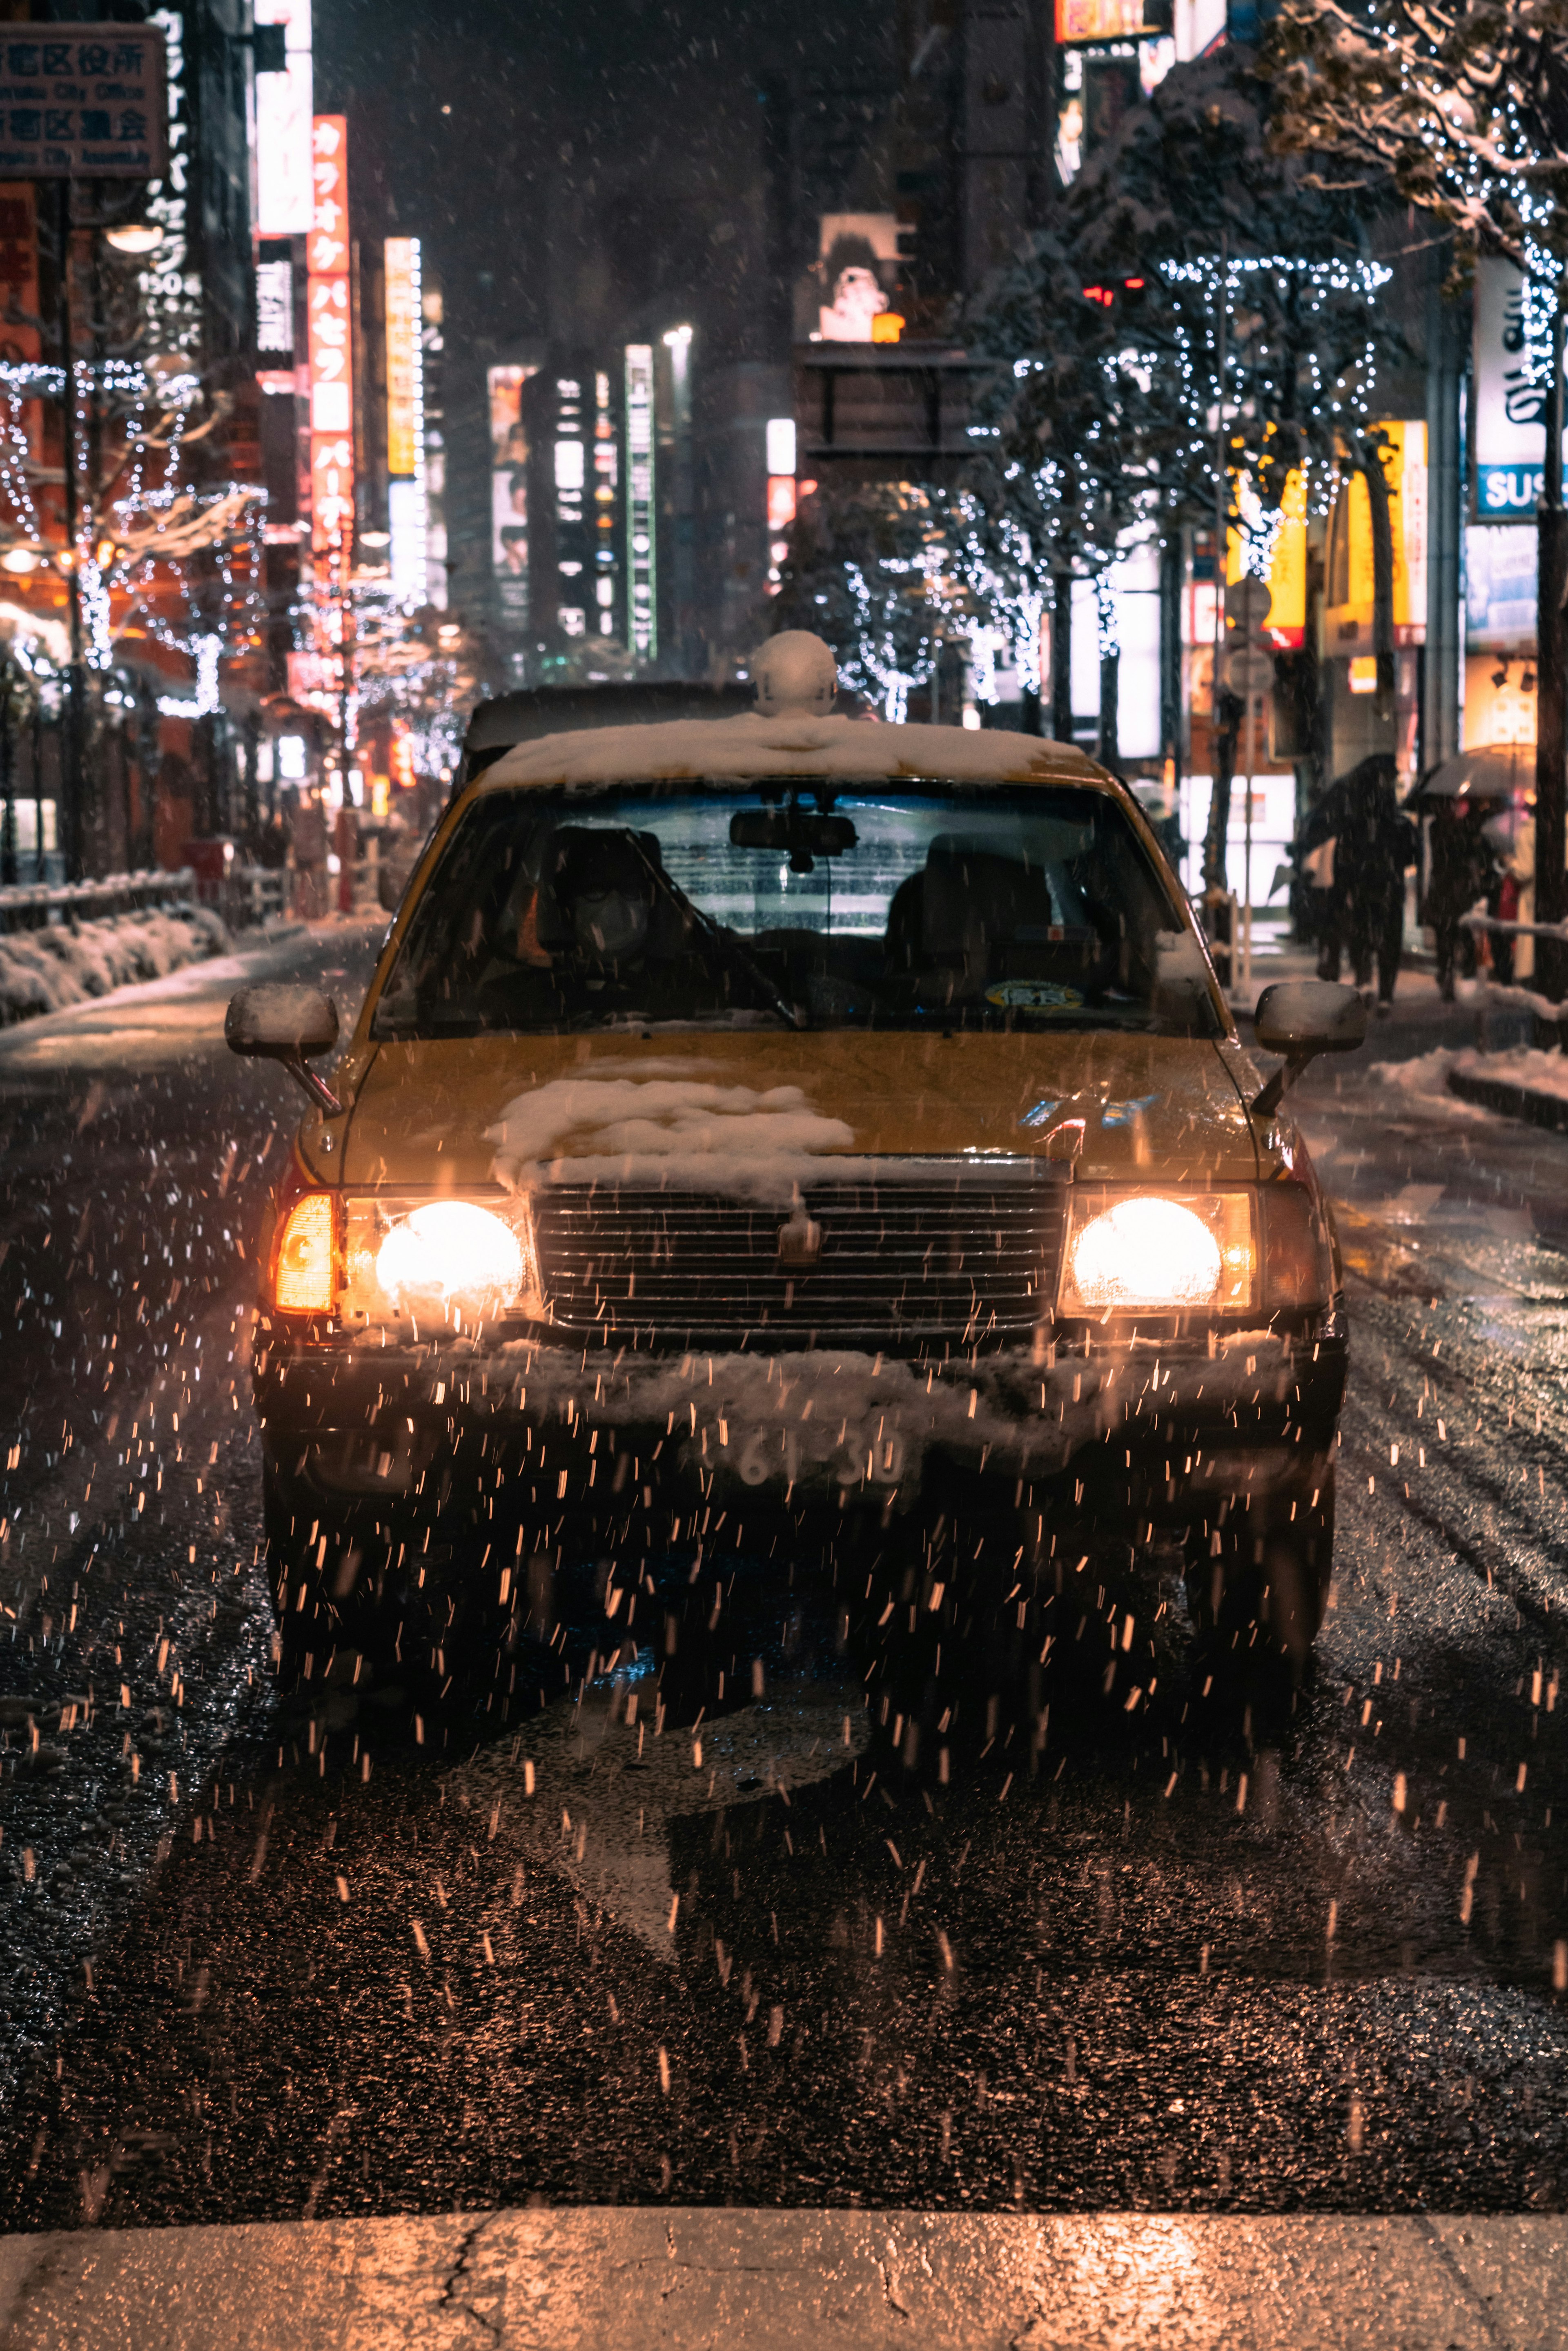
[1225,940,1477,1065]
[1,2204,1564,2349]
[1444,1044,1568,1133]
[1227,936,1568,1135]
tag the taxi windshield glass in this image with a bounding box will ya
[371,780,1219,1038]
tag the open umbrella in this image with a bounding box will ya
[1405,743,1533,809]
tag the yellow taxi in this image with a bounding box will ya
[228,633,1363,1726]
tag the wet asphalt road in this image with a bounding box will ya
[0,938,1567,2231]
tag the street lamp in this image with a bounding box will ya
[102,222,163,256]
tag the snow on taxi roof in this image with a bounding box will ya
[476,711,1113,795]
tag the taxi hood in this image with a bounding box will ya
[331,1029,1261,1196]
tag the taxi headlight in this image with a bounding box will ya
[1060,1192,1254,1315]
[341,1196,543,1327]
[377,1201,524,1319]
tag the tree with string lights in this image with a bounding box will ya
[965,41,1399,882]
[961,232,1156,751]
[0,201,265,873]
[1265,0,1568,993]
[770,479,975,722]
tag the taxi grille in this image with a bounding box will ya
[532,1159,1067,1351]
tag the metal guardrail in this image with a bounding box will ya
[223,866,292,927]
[1461,911,1568,944]
[0,867,198,933]
[0,863,301,936]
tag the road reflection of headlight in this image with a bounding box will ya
[1067,1197,1228,1313]
[376,1202,526,1321]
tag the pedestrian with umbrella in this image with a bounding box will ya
[1406,747,1520,1001]
[1298,754,1417,1005]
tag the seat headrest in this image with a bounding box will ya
[921,837,1059,958]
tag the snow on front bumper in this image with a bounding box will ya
[256,1315,1345,1505]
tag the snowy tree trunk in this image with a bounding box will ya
[1050,574,1073,744]
[1357,439,1396,715]
[1203,689,1244,897]
[1098,649,1120,769]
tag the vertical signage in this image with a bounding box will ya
[256,256,293,357]
[591,368,619,639]
[488,362,535,627]
[254,0,312,236]
[307,113,352,554]
[553,372,586,637]
[384,237,420,475]
[1473,257,1559,519]
[142,9,197,359]
[385,235,424,602]
[624,343,655,660]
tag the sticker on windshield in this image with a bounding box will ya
[984,981,1084,1012]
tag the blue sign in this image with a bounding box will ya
[1478,464,1544,516]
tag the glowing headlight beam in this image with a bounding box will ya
[376,1201,526,1320]
[1069,1197,1224,1313]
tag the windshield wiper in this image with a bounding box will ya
[620,830,805,1031]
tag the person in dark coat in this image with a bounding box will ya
[1426,798,1498,1001]
[1298,755,1417,1001]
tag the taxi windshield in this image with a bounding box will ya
[371,779,1220,1038]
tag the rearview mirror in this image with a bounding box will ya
[1250,980,1367,1115]
[730,808,857,871]
[225,986,343,1114]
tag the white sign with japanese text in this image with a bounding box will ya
[0,23,166,177]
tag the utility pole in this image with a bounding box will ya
[56,181,87,883]
[1203,238,1231,904]
[1538,290,1568,1003]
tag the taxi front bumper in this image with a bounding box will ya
[254,1307,1346,1523]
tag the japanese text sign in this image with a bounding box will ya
[0,23,167,177]
[309,114,353,548]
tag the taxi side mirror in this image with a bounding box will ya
[1250,980,1366,1116]
[225,985,343,1115]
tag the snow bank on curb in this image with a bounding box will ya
[1365,1048,1498,1121]
[0,903,231,1025]
[1449,1043,1568,1106]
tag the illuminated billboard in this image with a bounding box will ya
[308,114,352,554]
[625,344,655,661]
[385,238,421,476]
[255,0,312,236]
[385,236,425,602]
[489,363,537,626]
[591,368,619,639]
[1055,0,1160,37]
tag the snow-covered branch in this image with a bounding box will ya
[1266,0,1568,275]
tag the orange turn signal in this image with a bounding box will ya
[274,1192,335,1314]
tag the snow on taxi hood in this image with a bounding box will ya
[333,1027,1262,1195]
